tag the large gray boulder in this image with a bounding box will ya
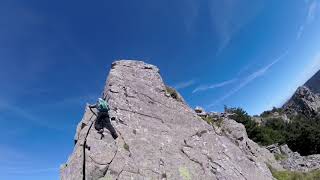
[61,60,276,180]
[266,144,320,172]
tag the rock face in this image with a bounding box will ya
[61,60,278,180]
[283,86,320,118]
[218,118,283,172]
[266,144,320,172]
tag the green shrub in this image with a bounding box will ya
[226,107,286,145]
[261,107,283,117]
[285,115,320,156]
[222,106,320,155]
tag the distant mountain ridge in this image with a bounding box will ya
[305,70,320,94]
[283,70,320,118]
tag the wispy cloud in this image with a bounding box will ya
[192,78,237,93]
[7,167,58,174]
[182,0,200,34]
[173,79,196,90]
[307,0,318,23]
[0,94,96,131]
[0,145,26,163]
[209,0,265,54]
[299,52,320,85]
[237,63,253,76]
[297,0,319,39]
[192,61,255,94]
[207,51,289,108]
[296,25,305,40]
[0,145,58,175]
[182,1,264,54]
[45,94,98,107]
[0,102,49,128]
[2,105,67,131]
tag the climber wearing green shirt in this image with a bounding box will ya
[89,98,118,139]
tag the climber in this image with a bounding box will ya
[88,98,118,139]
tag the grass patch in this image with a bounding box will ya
[123,142,130,152]
[179,167,191,180]
[214,118,223,128]
[202,116,214,125]
[269,165,320,180]
[272,170,320,180]
[201,116,223,127]
[274,153,287,161]
[165,86,183,102]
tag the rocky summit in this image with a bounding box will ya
[283,69,320,118]
[283,85,320,118]
[305,70,320,94]
[60,60,282,180]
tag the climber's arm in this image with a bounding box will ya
[88,103,97,109]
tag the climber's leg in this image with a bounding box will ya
[94,112,106,131]
[106,121,118,139]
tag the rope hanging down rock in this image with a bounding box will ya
[82,108,96,180]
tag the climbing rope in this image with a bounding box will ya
[82,97,112,180]
[82,107,97,180]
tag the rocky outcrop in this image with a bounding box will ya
[283,86,320,118]
[194,106,207,117]
[61,60,279,180]
[251,116,263,125]
[216,117,283,171]
[251,110,290,125]
[266,144,320,172]
[283,69,320,118]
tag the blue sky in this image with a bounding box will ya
[0,0,320,179]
